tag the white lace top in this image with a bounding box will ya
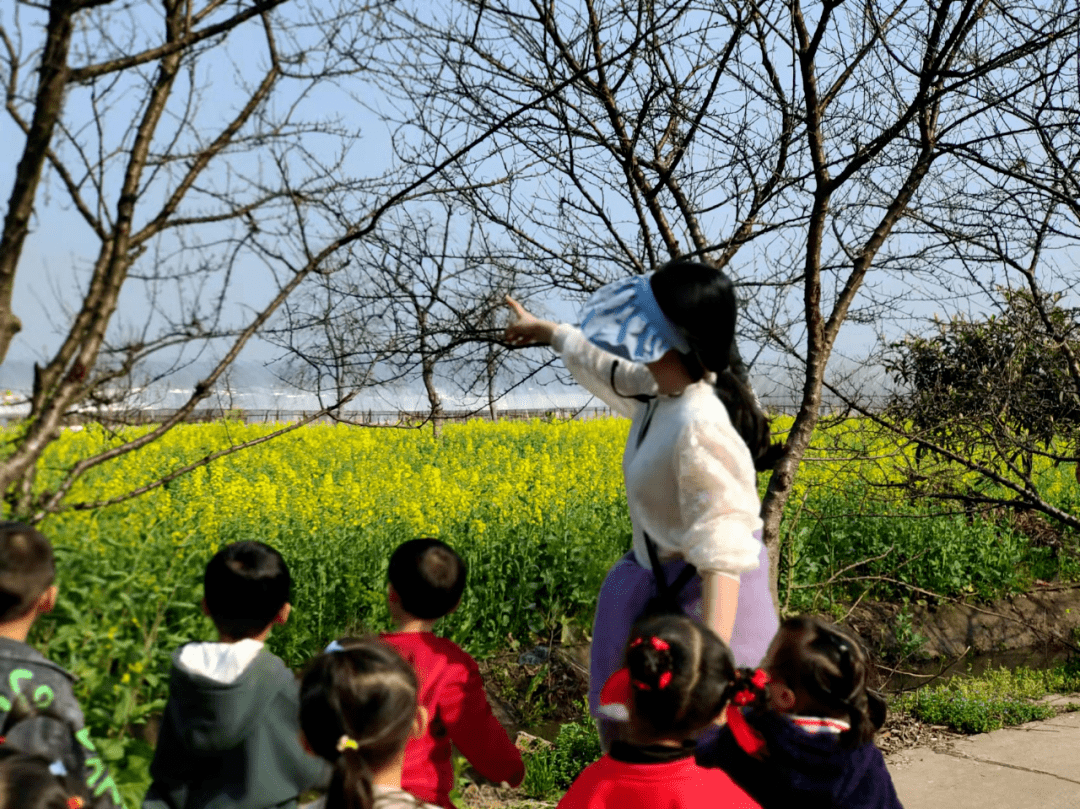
[552,324,763,577]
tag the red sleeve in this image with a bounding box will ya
[440,651,525,787]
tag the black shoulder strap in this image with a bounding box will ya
[643,531,669,594]
[643,531,697,611]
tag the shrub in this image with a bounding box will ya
[522,712,602,799]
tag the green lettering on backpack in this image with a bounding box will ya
[32,684,54,709]
[86,754,104,787]
[8,668,31,695]
[75,726,97,752]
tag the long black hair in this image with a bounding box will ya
[649,259,781,470]
[299,638,421,809]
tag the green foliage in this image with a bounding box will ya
[887,288,1080,457]
[896,661,1080,734]
[13,417,1080,804]
[780,489,1037,609]
[522,711,602,800]
[891,607,928,660]
[907,692,1054,734]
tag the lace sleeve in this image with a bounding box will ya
[551,324,656,418]
[675,414,764,575]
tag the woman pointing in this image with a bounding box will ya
[505,259,780,746]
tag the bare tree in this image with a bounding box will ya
[374,0,1079,594]
[0,0,524,518]
[268,203,525,433]
[861,40,1080,535]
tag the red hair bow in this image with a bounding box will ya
[628,635,673,689]
[629,635,670,652]
[67,798,85,809]
[726,704,767,758]
[732,668,771,706]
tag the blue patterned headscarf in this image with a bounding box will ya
[579,274,690,363]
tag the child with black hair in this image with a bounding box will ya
[695,616,902,809]
[557,614,759,809]
[144,541,328,809]
[380,539,523,809]
[0,522,120,808]
[0,741,88,809]
[298,637,438,809]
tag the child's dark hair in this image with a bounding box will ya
[625,614,736,740]
[203,541,291,640]
[650,259,781,470]
[299,638,420,809]
[0,745,86,809]
[0,697,88,809]
[767,616,886,748]
[387,538,466,620]
[0,523,55,624]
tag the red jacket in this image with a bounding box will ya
[382,631,524,809]
[557,753,761,809]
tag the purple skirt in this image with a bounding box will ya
[588,534,778,727]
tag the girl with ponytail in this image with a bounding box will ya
[299,639,437,809]
[505,258,780,748]
[696,616,902,809]
[557,614,759,809]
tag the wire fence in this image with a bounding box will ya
[0,405,624,427]
[0,396,871,427]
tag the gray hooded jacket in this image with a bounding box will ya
[143,640,328,809]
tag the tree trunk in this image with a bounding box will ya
[0,2,76,364]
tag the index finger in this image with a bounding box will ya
[504,295,527,316]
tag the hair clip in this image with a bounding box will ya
[629,635,670,652]
[732,668,771,705]
[324,640,346,654]
[67,798,84,809]
[337,734,359,752]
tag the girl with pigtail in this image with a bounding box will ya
[0,744,88,809]
[298,639,438,809]
[696,616,902,809]
[556,614,760,809]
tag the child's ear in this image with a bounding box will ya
[274,602,291,626]
[201,598,211,617]
[768,682,798,713]
[387,585,400,604]
[411,705,429,740]
[36,586,58,615]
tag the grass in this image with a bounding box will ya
[894,660,1080,734]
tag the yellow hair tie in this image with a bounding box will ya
[337,735,359,752]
